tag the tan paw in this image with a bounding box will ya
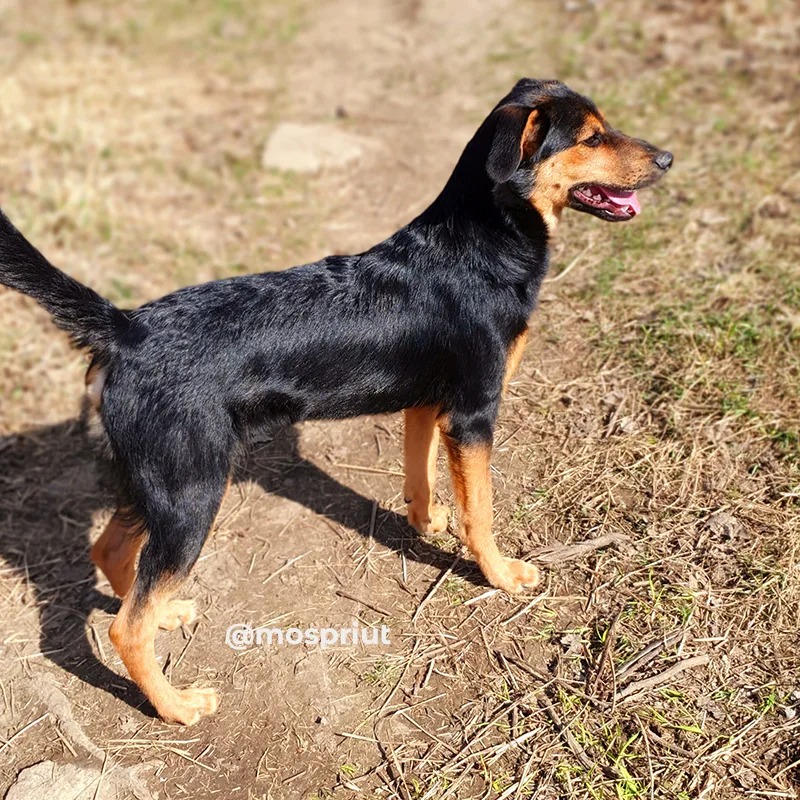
[488,558,541,594]
[159,686,219,726]
[408,503,450,534]
[158,599,198,631]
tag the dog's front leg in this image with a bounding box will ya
[403,406,450,534]
[441,431,540,594]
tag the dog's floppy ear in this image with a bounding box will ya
[486,106,547,184]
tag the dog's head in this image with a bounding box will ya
[485,79,672,231]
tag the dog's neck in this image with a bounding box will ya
[419,121,552,237]
[410,156,552,286]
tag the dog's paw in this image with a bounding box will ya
[160,687,219,726]
[488,558,541,594]
[408,503,450,534]
[158,599,198,631]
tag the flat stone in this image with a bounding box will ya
[261,122,371,173]
[6,760,156,800]
[706,510,741,540]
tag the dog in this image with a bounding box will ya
[0,78,672,724]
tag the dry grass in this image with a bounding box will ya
[0,0,799,798]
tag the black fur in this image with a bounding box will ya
[0,212,138,355]
[0,78,671,605]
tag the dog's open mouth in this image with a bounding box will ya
[571,185,641,221]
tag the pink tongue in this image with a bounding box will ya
[602,188,641,215]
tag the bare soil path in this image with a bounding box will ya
[0,1,798,798]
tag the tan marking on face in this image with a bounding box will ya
[578,113,604,140]
[530,115,657,234]
[520,109,544,160]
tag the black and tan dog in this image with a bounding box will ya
[0,79,671,724]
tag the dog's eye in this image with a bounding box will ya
[582,133,603,148]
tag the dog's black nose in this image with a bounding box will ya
[654,150,673,170]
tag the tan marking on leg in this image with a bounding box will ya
[404,407,449,534]
[84,363,106,410]
[91,510,143,598]
[443,436,540,594]
[83,363,108,443]
[152,472,230,631]
[503,327,529,394]
[157,599,198,631]
[92,513,199,629]
[109,583,218,725]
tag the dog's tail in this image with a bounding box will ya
[0,208,136,356]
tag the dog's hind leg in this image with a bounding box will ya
[91,509,143,599]
[108,476,227,725]
[91,510,198,631]
[403,407,450,534]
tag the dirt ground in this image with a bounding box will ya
[1,0,799,798]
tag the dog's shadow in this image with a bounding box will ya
[0,419,475,714]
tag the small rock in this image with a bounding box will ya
[756,194,790,218]
[261,122,372,173]
[560,632,583,657]
[6,760,155,800]
[601,390,625,411]
[706,510,741,540]
[615,415,639,435]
